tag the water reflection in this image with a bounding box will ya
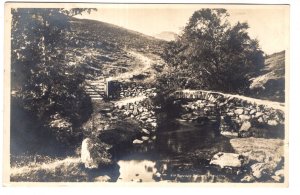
[116,119,235,182]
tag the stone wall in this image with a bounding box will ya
[170,90,285,138]
[114,84,158,144]
[119,82,157,98]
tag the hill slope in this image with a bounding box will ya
[65,17,166,78]
[153,31,178,41]
[249,51,285,102]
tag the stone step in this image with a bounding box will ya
[85,87,105,91]
[86,92,99,95]
[89,95,103,98]
[91,97,103,100]
[86,78,105,81]
[89,83,105,86]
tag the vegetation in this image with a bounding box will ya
[249,51,285,102]
[11,8,96,148]
[158,9,265,96]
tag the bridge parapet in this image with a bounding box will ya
[171,89,284,111]
[170,89,285,138]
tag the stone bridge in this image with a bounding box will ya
[169,89,285,138]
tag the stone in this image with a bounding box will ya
[267,120,279,126]
[133,139,143,144]
[106,113,113,117]
[140,115,148,121]
[133,108,139,116]
[94,175,111,182]
[151,92,157,97]
[129,104,134,110]
[275,169,284,177]
[124,110,131,116]
[227,112,235,117]
[239,115,251,121]
[138,107,144,113]
[141,128,150,135]
[151,122,157,128]
[80,138,112,169]
[210,152,245,168]
[81,138,99,169]
[249,109,257,115]
[272,169,284,182]
[241,175,255,182]
[131,178,143,182]
[153,172,161,180]
[255,112,264,118]
[181,113,192,120]
[272,175,282,182]
[142,136,149,141]
[258,117,264,123]
[100,107,113,113]
[251,163,271,179]
[207,103,216,107]
[146,118,154,123]
[239,121,252,132]
[234,109,244,115]
[193,110,204,116]
[220,131,238,137]
[263,115,269,122]
[117,104,125,109]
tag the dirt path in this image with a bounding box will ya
[180,89,285,111]
[112,50,155,81]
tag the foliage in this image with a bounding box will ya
[160,9,264,94]
[11,8,96,144]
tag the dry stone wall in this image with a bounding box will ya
[114,83,158,144]
[119,82,157,98]
[171,90,285,138]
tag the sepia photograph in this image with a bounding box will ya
[3,2,289,185]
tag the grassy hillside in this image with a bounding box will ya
[65,17,166,78]
[249,51,285,102]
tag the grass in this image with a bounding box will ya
[230,137,284,168]
[10,156,88,182]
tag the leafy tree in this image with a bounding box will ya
[11,8,96,143]
[161,8,264,94]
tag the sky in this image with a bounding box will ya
[76,4,289,55]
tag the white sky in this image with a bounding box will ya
[76,4,289,55]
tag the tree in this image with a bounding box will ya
[11,8,96,143]
[161,9,264,94]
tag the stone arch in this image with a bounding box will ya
[170,90,285,138]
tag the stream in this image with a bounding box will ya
[114,119,235,182]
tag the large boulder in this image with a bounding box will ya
[210,152,245,168]
[81,138,112,169]
[251,163,272,179]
